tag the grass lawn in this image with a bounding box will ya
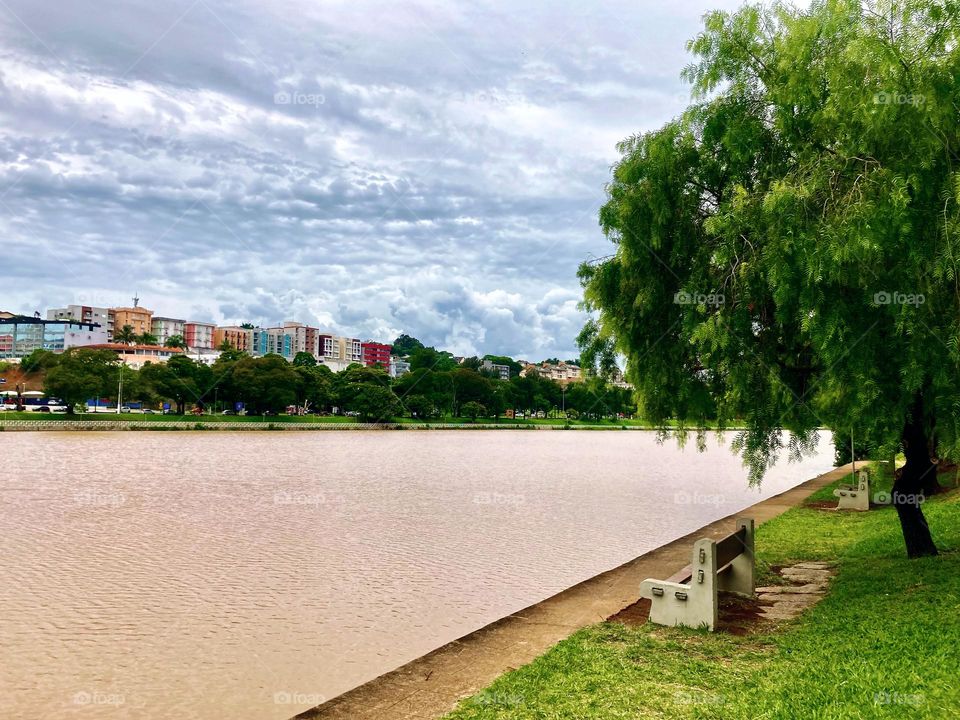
[445,468,960,719]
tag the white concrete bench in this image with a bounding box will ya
[834,470,869,511]
[639,517,754,631]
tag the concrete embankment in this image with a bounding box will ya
[293,463,855,720]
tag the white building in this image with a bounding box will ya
[47,305,114,340]
[151,317,185,345]
[389,358,411,378]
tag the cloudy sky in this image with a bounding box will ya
[1,0,742,359]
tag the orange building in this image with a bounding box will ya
[112,304,154,336]
[214,326,252,352]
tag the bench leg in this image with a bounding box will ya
[717,517,755,597]
[641,538,718,630]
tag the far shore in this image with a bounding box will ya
[0,413,750,432]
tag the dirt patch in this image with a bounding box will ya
[609,562,836,634]
[803,499,839,510]
[607,597,650,626]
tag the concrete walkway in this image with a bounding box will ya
[295,463,856,720]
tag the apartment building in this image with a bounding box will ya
[362,341,392,368]
[47,305,115,340]
[0,316,109,359]
[522,361,583,385]
[184,321,216,350]
[480,359,511,380]
[151,317,185,345]
[389,358,411,378]
[113,302,154,337]
[214,326,253,352]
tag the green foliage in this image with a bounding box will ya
[580,0,960,481]
[461,401,487,421]
[113,325,136,344]
[391,333,424,356]
[351,384,401,422]
[164,335,186,348]
[43,349,118,413]
[20,349,59,373]
[137,332,158,346]
[292,351,317,367]
[405,394,438,419]
[482,355,522,376]
[409,346,457,372]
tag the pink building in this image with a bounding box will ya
[184,322,216,350]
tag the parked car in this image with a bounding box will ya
[221,410,236,415]
[33,406,51,413]
[142,409,157,414]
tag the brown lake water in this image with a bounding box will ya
[0,430,835,719]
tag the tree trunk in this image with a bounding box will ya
[894,399,938,558]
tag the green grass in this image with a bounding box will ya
[444,473,960,719]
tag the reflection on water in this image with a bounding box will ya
[0,430,834,719]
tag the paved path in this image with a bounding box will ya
[295,463,856,720]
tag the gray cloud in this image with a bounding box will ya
[0,0,743,358]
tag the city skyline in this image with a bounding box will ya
[1,0,743,359]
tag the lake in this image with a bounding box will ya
[0,430,835,719]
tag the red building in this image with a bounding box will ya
[362,341,392,368]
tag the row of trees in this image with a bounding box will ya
[26,346,635,422]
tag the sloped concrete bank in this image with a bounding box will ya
[292,463,855,720]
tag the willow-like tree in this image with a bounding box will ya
[579,0,960,558]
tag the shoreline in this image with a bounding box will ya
[293,462,855,720]
[0,418,747,432]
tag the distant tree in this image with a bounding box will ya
[164,335,186,349]
[352,385,401,422]
[113,325,136,344]
[43,348,118,414]
[405,394,438,419]
[20,349,59,374]
[461,401,486,421]
[137,332,159,346]
[409,347,457,372]
[216,339,234,352]
[140,355,206,414]
[240,323,255,330]
[293,351,318,367]
[230,355,300,413]
[460,356,483,371]
[393,368,455,416]
[391,333,425,356]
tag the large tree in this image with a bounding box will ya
[579,0,960,557]
[43,349,118,413]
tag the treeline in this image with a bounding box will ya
[22,345,634,421]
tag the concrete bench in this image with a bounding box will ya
[639,517,754,631]
[834,469,869,511]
